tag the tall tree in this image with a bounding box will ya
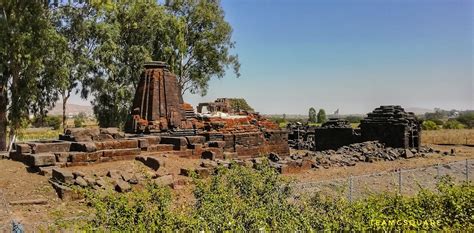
[158,0,240,96]
[83,2,164,128]
[308,107,317,123]
[0,0,68,150]
[317,109,327,124]
[53,3,97,129]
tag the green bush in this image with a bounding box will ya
[457,112,474,128]
[422,120,439,130]
[345,115,363,123]
[73,112,87,128]
[70,163,473,231]
[443,119,465,129]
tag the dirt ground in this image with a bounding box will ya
[0,144,472,229]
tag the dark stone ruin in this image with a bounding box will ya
[360,105,421,149]
[289,105,421,151]
[314,118,360,151]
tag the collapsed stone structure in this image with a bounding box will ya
[9,61,289,171]
[289,105,421,151]
[360,105,421,149]
[197,98,254,114]
[314,118,360,151]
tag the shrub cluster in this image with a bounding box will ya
[70,163,473,231]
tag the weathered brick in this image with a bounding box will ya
[30,142,71,154]
[52,168,74,184]
[185,136,206,144]
[71,142,97,152]
[147,144,174,152]
[69,152,87,163]
[201,150,216,160]
[160,137,188,150]
[16,144,31,154]
[102,148,141,157]
[138,139,149,149]
[50,181,81,200]
[54,152,70,163]
[25,153,56,167]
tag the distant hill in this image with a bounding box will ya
[48,103,93,116]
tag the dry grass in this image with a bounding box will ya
[422,129,474,145]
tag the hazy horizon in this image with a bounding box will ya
[67,0,473,115]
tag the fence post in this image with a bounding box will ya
[398,169,402,195]
[437,163,440,179]
[348,175,353,203]
[466,159,469,182]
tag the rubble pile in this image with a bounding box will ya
[299,141,442,169]
[45,163,187,199]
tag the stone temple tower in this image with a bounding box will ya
[125,61,189,133]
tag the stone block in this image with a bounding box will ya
[135,155,148,163]
[16,144,31,154]
[74,177,88,187]
[142,136,161,145]
[71,142,97,152]
[208,141,226,148]
[160,137,188,150]
[72,171,86,178]
[102,148,141,157]
[25,153,56,167]
[50,181,81,200]
[39,166,58,177]
[30,142,71,153]
[64,128,100,142]
[147,144,174,152]
[115,140,139,149]
[54,152,70,163]
[87,151,102,162]
[52,168,74,184]
[185,136,206,144]
[154,175,173,187]
[115,180,131,192]
[201,150,216,160]
[107,170,122,180]
[70,152,87,163]
[138,139,149,149]
[145,157,162,171]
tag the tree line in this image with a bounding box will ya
[0,0,240,150]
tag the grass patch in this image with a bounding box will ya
[422,129,474,145]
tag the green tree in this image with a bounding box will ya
[0,1,68,150]
[159,0,240,96]
[53,3,97,130]
[456,112,474,129]
[308,107,317,123]
[317,109,327,123]
[83,2,164,128]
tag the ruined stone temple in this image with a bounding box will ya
[314,118,359,151]
[311,105,421,151]
[359,105,421,149]
[10,61,289,169]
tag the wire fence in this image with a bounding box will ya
[291,159,472,202]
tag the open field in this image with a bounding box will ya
[422,129,474,145]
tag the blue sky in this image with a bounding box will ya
[71,0,473,114]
